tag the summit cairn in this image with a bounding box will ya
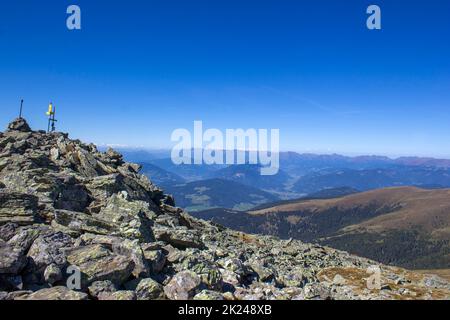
[0,118,449,300]
[6,118,31,133]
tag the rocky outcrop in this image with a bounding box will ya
[0,243,27,275]
[6,118,31,133]
[16,286,89,300]
[0,191,39,225]
[164,271,202,300]
[0,118,449,300]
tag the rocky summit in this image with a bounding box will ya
[0,118,449,301]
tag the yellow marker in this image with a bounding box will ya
[46,103,53,116]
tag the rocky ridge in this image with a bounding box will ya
[0,118,449,300]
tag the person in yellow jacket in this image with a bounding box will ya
[46,102,54,116]
[46,102,57,132]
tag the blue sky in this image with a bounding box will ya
[1,0,449,157]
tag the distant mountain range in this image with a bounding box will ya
[139,162,186,187]
[162,178,279,212]
[292,167,450,194]
[115,148,450,212]
[145,158,226,182]
[117,148,450,172]
[208,164,292,192]
[193,187,450,270]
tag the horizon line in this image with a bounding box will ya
[96,144,450,162]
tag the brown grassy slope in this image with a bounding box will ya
[417,269,450,282]
[249,187,450,238]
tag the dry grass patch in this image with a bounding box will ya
[318,267,450,300]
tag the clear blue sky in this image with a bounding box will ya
[1,0,449,157]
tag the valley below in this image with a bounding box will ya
[193,187,450,270]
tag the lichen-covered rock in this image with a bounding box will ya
[0,191,39,225]
[135,278,165,300]
[7,226,42,254]
[194,290,224,300]
[112,239,149,278]
[0,290,32,301]
[249,261,277,283]
[279,269,308,288]
[66,244,135,288]
[303,283,332,300]
[0,243,27,274]
[95,193,155,242]
[0,223,18,241]
[25,232,74,280]
[15,286,89,300]
[76,233,122,247]
[53,210,116,236]
[88,280,117,299]
[164,271,202,300]
[143,249,166,273]
[44,264,63,285]
[97,290,136,300]
[219,258,249,277]
[189,260,223,290]
[220,269,241,290]
[52,177,91,212]
[154,227,203,249]
[163,244,185,264]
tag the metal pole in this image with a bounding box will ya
[51,105,56,132]
[47,102,51,133]
[19,99,24,118]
